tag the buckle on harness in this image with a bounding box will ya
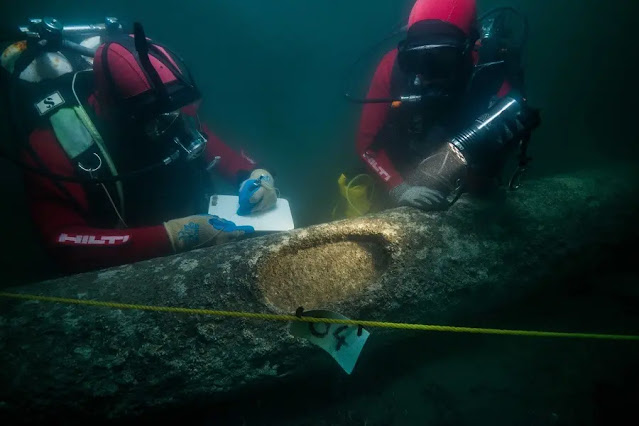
[78,152,102,175]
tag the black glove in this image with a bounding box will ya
[389,183,448,211]
[495,101,541,146]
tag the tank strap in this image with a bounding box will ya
[46,71,125,213]
[72,104,125,214]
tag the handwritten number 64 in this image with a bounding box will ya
[309,323,350,351]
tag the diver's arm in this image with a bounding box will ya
[22,129,174,273]
[200,123,259,185]
[356,50,404,189]
[28,198,172,273]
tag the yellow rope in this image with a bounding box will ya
[1,292,638,341]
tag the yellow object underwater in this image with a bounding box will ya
[333,173,377,219]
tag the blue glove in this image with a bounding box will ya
[164,214,254,252]
[238,178,262,215]
[208,216,255,233]
[238,169,277,216]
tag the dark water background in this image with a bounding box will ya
[1,0,637,285]
[1,1,638,425]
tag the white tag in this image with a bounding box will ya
[290,310,370,375]
[35,91,65,116]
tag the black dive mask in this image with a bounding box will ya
[397,20,476,97]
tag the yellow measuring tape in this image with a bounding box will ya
[1,291,638,341]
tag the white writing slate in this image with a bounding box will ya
[208,195,294,232]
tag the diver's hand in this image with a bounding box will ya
[237,169,277,216]
[500,104,541,143]
[497,116,521,144]
[495,108,531,145]
[389,183,448,211]
[164,215,254,253]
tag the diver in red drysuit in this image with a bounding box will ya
[356,0,520,209]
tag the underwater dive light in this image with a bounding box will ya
[449,96,540,170]
[413,96,540,201]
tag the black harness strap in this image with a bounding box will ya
[98,33,200,120]
[100,41,119,101]
[133,23,169,108]
[147,41,198,91]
